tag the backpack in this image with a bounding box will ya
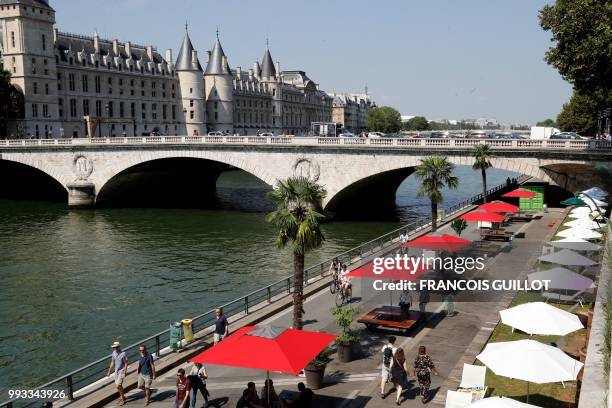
[383,346,393,367]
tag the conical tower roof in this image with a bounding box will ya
[205,37,231,75]
[261,47,276,79]
[175,31,203,71]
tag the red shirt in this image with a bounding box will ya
[176,377,191,401]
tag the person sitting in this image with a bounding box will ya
[283,382,313,407]
[236,388,252,408]
[260,379,281,408]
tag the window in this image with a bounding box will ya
[130,102,135,118]
[215,112,218,121]
[107,77,112,85]
[108,101,113,117]
[214,101,218,109]
[82,75,88,92]
[190,110,194,119]
[189,87,193,94]
[119,102,124,118]
[141,103,146,119]
[42,104,48,117]
[83,100,90,116]
[42,34,46,51]
[95,76,101,93]
[70,99,77,117]
[68,74,75,91]
[33,82,38,94]
[152,103,157,120]
[95,100,102,116]
[162,104,167,120]
[171,105,176,121]
[58,98,64,117]
[45,83,49,94]
[189,100,194,108]
[11,32,15,48]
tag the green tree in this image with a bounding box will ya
[536,118,556,127]
[472,144,494,203]
[365,106,402,133]
[402,116,430,131]
[539,0,611,135]
[266,177,326,330]
[415,156,459,232]
[450,219,467,237]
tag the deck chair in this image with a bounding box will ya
[445,390,473,408]
[542,289,586,306]
[458,363,486,389]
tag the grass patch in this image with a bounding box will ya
[475,291,587,407]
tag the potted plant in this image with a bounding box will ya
[304,347,332,390]
[331,306,361,363]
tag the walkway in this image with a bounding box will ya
[108,208,566,408]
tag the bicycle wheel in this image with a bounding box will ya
[330,279,337,294]
[335,292,345,307]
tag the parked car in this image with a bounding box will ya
[258,132,275,137]
[207,131,224,137]
[339,131,356,138]
[550,132,587,140]
[368,132,385,138]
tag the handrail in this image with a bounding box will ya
[0,136,611,150]
[0,174,531,408]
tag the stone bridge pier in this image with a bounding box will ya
[0,141,611,214]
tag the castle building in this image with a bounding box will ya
[328,92,375,134]
[0,0,360,138]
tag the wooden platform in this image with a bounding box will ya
[357,305,424,332]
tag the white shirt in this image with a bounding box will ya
[189,365,208,384]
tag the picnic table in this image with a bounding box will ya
[357,305,424,333]
[480,229,514,242]
[507,213,535,222]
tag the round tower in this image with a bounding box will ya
[175,29,205,136]
[204,34,234,134]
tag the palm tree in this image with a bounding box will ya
[415,156,459,232]
[266,177,326,330]
[472,144,494,203]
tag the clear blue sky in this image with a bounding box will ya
[54,0,571,124]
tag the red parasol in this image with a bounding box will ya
[478,201,520,214]
[502,189,537,198]
[346,257,429,281]
[404,233,472,252]
[460,211,507,223]
[191,325,335,375]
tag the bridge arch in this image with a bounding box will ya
[0,157,68,202]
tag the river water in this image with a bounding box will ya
[0,166,516,394]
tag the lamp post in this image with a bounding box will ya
[104,103,109,138]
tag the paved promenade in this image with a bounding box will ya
[106,208,565,408]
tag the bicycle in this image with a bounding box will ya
[335,285,352,307]
[330,273,340,294]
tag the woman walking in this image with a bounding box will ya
[389,347,409,405]
[413,346,439,403]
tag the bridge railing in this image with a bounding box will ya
[0,173,528,408]
[1,136,611,150]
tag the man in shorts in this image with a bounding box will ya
[106,341,128,405]
[214,308,229,344]
[137,344,156,405]
[380,336,397,398]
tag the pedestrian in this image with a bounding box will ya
[390,347,409,405]
[399,290,412,320]
[380,335,397,398]
[412,346,439,403]
[418,289,430,315]
[506,177,511,187]
[175,368,191,408]
[188,362,209,408]
[247,381,263,407]
[260,378,281,408]
[137,344,156,406]
[283,382,313,407]
[214,307,229,345]
[106,341,128,406]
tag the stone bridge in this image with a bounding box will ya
[1,136,611,214]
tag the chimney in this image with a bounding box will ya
[248,69,253,80]
[93,32,99,53]
[112,39,119,55]
[275,62,280,79]
[146,46,154,61]
[236,66,241,77]
[192,50,198,69]
[53,28,58,43]
[125,42,132,58]
[206,50,211,62]
[253,62,259,79]
[165,49,172,64]
[221,55,228,73]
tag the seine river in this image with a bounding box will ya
[0,166,516,394]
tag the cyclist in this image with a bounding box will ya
[340,263,352,299]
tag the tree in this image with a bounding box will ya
[539,0,611,135]
[266,177,326,330]
[402,116,430,131]
[415,156,459,232]
[472,144,494,203]
[556,91,602,135]
[450,219,467,237]
[536,118,556,127]
[365,106,402,133]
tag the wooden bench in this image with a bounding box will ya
[508,214,534,223]
[480,229,514,242]
[357,306,424,333]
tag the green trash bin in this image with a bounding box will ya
[170,322,183,352]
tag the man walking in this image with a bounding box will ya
[214,307,229,345]
[137,344,156,405]
[106,341,128,406]
[175,368,191,408]
[380,336,397,398]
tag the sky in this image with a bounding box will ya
[53,0,572,124]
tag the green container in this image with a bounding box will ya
[519,186,544,212]
[170,322,183,352]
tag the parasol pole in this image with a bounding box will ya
[267,370,270,408]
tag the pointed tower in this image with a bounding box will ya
[204,32,234,133]
[175,28,205,136]
[260,42,282,133]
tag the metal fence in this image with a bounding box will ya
[0,174,530,408]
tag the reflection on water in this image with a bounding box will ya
[0,166,516,392]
